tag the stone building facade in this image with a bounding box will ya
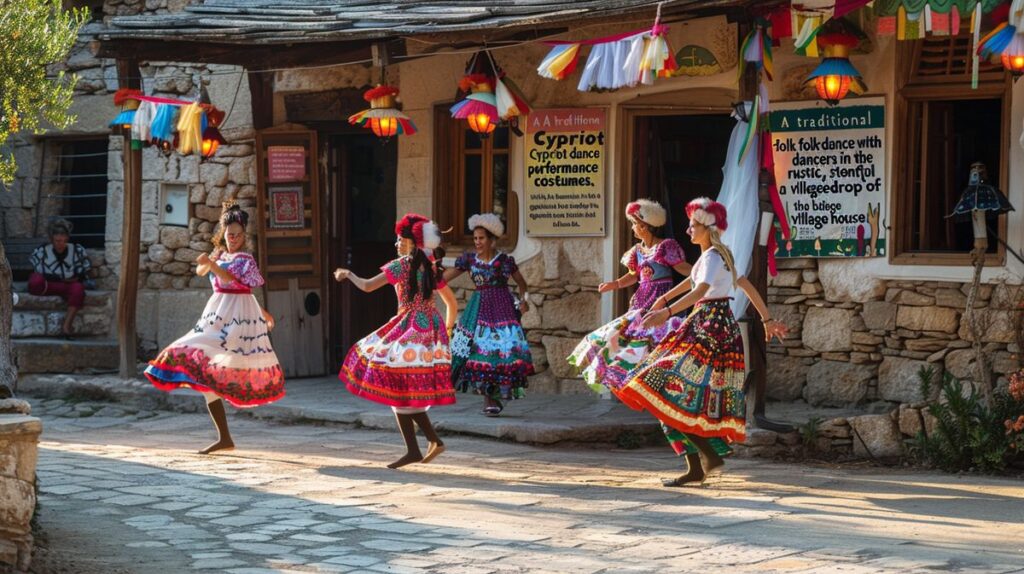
[9,4,1024,421]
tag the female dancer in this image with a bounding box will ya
[618,198,787,486]
[146,204,284,454]
[568,199,691,394]
[336,213,457,469]
[445,213,533,416]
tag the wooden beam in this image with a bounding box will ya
[736,21,792,434]
[97,37,404,71]
[248,71,274,130]
[116,58,142,378]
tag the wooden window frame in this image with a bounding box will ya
[891,35,1011,266]
[433,104,517,251]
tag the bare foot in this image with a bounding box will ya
[198,439,235,455]
[387,452,424,469]
[420,442,445,464]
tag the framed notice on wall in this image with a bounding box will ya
[268,185,305,229]
[267,145,306,182]
[770,97,886,258]
[524,108,606,237]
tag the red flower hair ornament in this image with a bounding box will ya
[685,197,728,231]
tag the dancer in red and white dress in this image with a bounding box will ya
[336,213,457,469]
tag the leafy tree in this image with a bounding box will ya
[0,0,88,392]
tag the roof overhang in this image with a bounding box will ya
[96,0,778,68]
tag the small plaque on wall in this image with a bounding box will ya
[267,145,306,182]
[269,185,305,229]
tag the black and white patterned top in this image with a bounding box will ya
[29,244,91,281]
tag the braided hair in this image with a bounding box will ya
[396,215,444,302]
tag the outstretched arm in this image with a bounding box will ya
[443,267,465,283]
[437,285,458,334]
[736,277,788,342]
[649,278,693,312]
[334,268,389,292]
[598,272,638,293]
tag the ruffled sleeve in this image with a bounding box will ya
[502,254,519,277]
[454,252,473,271]
[620,245,639,273]
[654,239,686,268]
[230,253,265,288]
[381,257,406,285]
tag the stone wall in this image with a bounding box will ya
[0,402,41,572]
[766,257,1021,408]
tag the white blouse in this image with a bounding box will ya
[691,248,734,299]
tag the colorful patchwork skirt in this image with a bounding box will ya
[450,289,533,400]
[617,298,747,444]
[568,308,685,395]
[145,292,285,408]
[341,307,456,408]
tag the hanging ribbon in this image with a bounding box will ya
[537,3,676,91]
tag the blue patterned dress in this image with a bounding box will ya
[450,252,534,400]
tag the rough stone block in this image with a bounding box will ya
[878,357,941,403]
[957,309,1016,343]
[850,414,903,458]
[898,405,923,437]
[766,355,809,401]
[818,259,887,303]
[805,360,873,406]
[159,226,191,250]
[896,306,958,333]
[541,291,600,332]
[542,335,583,379]
[802,307,853,352]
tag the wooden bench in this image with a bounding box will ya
[1,238,45,280]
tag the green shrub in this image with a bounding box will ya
[911,367,1024,473]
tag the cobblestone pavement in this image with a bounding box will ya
[24,395,1024,574]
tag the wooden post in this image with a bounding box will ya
[736,20,793,433]
[116,58,142,378]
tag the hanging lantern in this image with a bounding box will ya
[977,19,1024,75]
[450,74,499,138]
[804,30,867,106]
[201,126,226,157]
[348,85,416,140]
[110,89,143,131]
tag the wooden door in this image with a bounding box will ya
[327,133,398,370]
[255,124,326,377]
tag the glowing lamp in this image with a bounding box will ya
[201,126,226,157]
[467,112,497,136]
[1003,53,1024,74]
[370,117,397,138]
[804,31,867,106]
[348,85,416,141]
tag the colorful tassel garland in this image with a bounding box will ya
[176,103,204,155]
[537,44,581,80]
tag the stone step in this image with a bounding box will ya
[13,289,113,311]
[12,338,119,374]
[11,289,114,339]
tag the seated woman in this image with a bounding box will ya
[27,219,92,339]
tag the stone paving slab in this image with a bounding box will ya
[19,373,661,445]
[23,394,1024,574]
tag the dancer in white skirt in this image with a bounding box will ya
[145,203,284,454]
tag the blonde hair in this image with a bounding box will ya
[708,227,738,287]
